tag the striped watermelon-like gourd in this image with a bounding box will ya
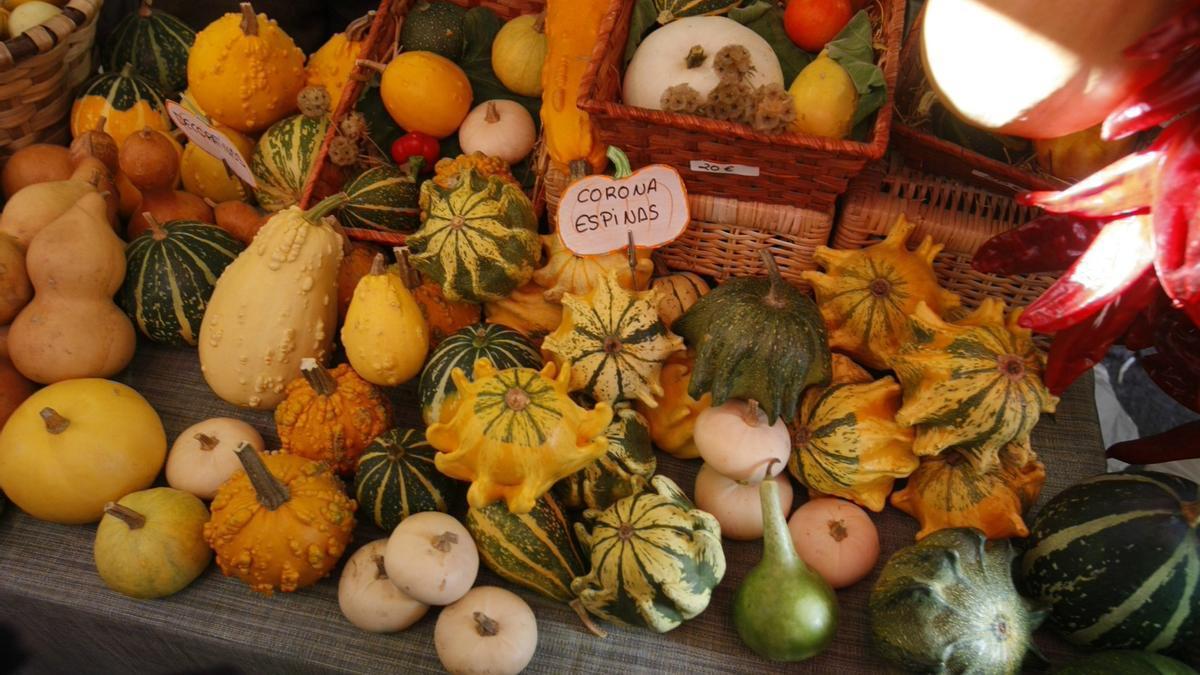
[353,428,460,531]
[417,323,543,426]
[70,63,170,147]
[1020,471,1200,653]
[119,219,244,346]
[654,0,743,23]
[102,0,195,96]
[555,405,656,511]
[339,159,421,232]
[250,114,331,213]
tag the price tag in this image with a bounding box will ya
[689,160,760,177]
[166,101,257,187]
[557,164,689,256]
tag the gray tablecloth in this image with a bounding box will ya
[0,342,1107,674]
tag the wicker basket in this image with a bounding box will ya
[577,0,904,212]
[0,0,102,158]
[835,156,1056,311]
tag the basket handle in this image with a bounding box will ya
[0,0,100,69]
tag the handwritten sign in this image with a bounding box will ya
[557,164,689,256]
[166,101,257,187]
[689,160,760,177]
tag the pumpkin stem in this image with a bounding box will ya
[828,519,849,542]
[355,59,387,74]
[606,146,633,180]
[431,531,459,552]
[685,45,707,69]
[505,388,531,412]
[568,599,608,638]
[346,11,375,42]
[143,213,167,241]
[301,192,349,223]
[533,12,546,34]
[239,3,258,36]
[138,0,153,16]
[118,62,135,79]
[234,442,290,510]
[39,408,70,434]
[402,156,425,180]
[742,400,762,427]
[473,612,500,637]
[759,249,788,309]
[93,116,107,133]
[567,159,589,182]
[484,101,501,124]
[300,358,337,396]
[369,253,387,276]
[194,433,219,451]
[104,502,146,530]
[393,247,422,289]
[372,554,388,580]
[1183,501,1200,528]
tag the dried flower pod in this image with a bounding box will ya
[713,45,755,83]
[752,84,798,135]
[328,135,360,167]
[661,83,704,115]
[338,112,368,140]
[297,85,332,119]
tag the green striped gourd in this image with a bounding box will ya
[102,0,195,96]
[250,114,331,213]
[571,475,726,632]
[353,428,461,531]
[418,323,543,427]
[339,159,421,232]
[70,63,170,147]
[1056,651,1199,675]
[119,219,243,346]
[555,405,656,511]
[1020,471,1200,653]
[655,0,743,23]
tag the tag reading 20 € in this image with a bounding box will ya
[557,165,689,255]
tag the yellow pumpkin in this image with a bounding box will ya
[304,12,371,107]
[635,350,711,459]
[492,14,548,97]
[180,123,256,203]
[484,280,563,344]
[342,254,430,387]
[187,4,306,133]
[532,234,653,302]
[379,51,473,139]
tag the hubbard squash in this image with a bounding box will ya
[483,281,563,343]
[533,234,653,302]
[0,233,31,324]
[636,349,711,459]
[541,0,609,172]
[0,328,35,430]
[342,255,430,387]
[305,12,372,108]
[70,63,170,149]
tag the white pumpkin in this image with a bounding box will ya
[435,586,538,675]
[458,100,537,165]
[694,399,790,482]
[693,463,793,541]
[338,540,430,633]
[623,16,784,111]
[385,511,478,606]
[164,417,265,500]
[788,498,880,589]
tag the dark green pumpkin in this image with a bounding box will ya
[673,251,830,424]
[102,0,195,96]
[418,323,543,426]
[353,428,460,531]
[400,1,468,60]
[340,159,421,232]
[555,406,655,511]
[1055,651,1199,675]
[119,220,243,346]
[1020,471,1200,654]
[654,0,744,23]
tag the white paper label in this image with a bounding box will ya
[689,160,761,177]
[166,101,257,187]
[557,164,690,256]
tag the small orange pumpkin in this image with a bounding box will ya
[395,248,481,347]
[338,240,384,325]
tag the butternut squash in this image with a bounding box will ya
[0,233,31,324]
[541,0,610,173]
[0,174,102,249]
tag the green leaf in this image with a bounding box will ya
[624,0,661,65]
[729,1,813,85]
[825,10,887,127]
[458,7,542,130]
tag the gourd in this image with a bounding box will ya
[68,120,120,175]
[418,322,543,427]
[492,14,547,97]
[275,359,392,475]
[891,444,1046,541]
[70,63,169,148]
[870,528,1046,673]
[788,498,880,590]
[165,417,266,500]
[891,299,1059,471]
[788,377,918,512]
[180,124,256,203]
[572,475,726,632]
[93,488,211,599]
[102,0,196,96]
[434,586,538,675]
[428,360,614,514]
[305,12,372,107]
[339,160,422,232]
[651,268,709,329]
[433,152,519,190]
[198,193,347,409]
[543,271,684,405]
[119,217,244,346]
[400,1,467,60]
[532,234,653,302]
[250,113,331,212]
[675,251,830,424]
[398,251,483,347]
[555,405,656,511]
[0,172,104,249]
[623,17,784,110]
[465,493,586,602]
[338,539,429,633]
[0,328,35,429]
[376,51,473,139]
[337,240,382,324]
[121,130,215,240]
[342,255,429,387]
[694,400,791,482]
[789,53,858,139]
[0,144,72,198]
[7,192,135,384]
[655,0,745,23]
[802,215,963,370]
[212,199,267,245]
[541,0,609,172]
[1020,470,1200,653]
[385,511,478,606]
[1056,651,1200,675]
[458,101,537,165]
[483,281,563,342]
[187,3,306,133]
[353,428,461,531]
[0,233,31,324]
[0,379,166,524]
[694,464,793,541]
[636,350,711,459]
[204,444,356,594]
[407,165,540,303]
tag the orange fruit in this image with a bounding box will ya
[784,0,853,53]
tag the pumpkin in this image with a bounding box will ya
[418,322,544,428]
[407,272,483,347]
[654,0,744,23]
[121,131,215,241]
[305,12,371,107]
[339,159,421,232]
[1,144,74,199]
[164,417,265,500]
[674,251,830,424]
[428,360,614,514]
[250,113,331,212]
[354,428,461,531]
[385,511,478,606]
[694,464,794,541]
[802,215,963,370]
[337,539,429,633]
[435,586,538,675]
[532,234,654,302]
[119,218,244,346]
[180,123,256,203]
[0,233,31,324]
[408,165,540,303]
[102,0,195,96]
[204,444,356,594]
[555,405,656,511]
[275,359,392,475]
[433,152,519,190]
[695,400,791,482]
[187,3,306,133]
[571,475,726,632]
[651,268,710,329]
[870,528,1047,673]
[70,63,169,149]
[1057,651,1200,675]
[400,1,468,60]
[543,270,685,406]
[342,254,429,387]
[459,100,538,165]
[788,498,880,589]
[377,50,473,139]
[337,240,382,325]
[541,0,609,172]
[891,299,1060,472]
[636,350,711,459]
[483,281,563,343]
[198,193,347,409]
[492,14,547,97]
[892,444,1046,541]
[93,488,211,599]
[788,377,918,513]
[0,379,167,525]
[1020,471,1200,653]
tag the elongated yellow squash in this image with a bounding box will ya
[342,254,430,386]
[541,0,609,173]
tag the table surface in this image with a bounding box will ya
[0,342,1108,674]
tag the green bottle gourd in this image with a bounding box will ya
[733,462,838,661]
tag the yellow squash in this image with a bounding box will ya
[342,254,430,387]
[540,0,609,172]
[635,349,711,459]
[180,123,256,203]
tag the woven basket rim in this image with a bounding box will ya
[0,0,100,71]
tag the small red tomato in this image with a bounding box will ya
[784,0,853,53]
[390,132,440,172]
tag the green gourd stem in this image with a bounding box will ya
[104,502,146,530]
[607,147,633,179]
[302,192,349,223]
[234,442,290,510]
[372,554,388,580]
[119,62,135,79]
[300,358,337,396]
[194,433,219,451]
[403,156,425,181]
[239,3,258,36]
[760,460,799,568]
[759,249,788,309]
[473,612,500,636]
[39,408,69,434]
